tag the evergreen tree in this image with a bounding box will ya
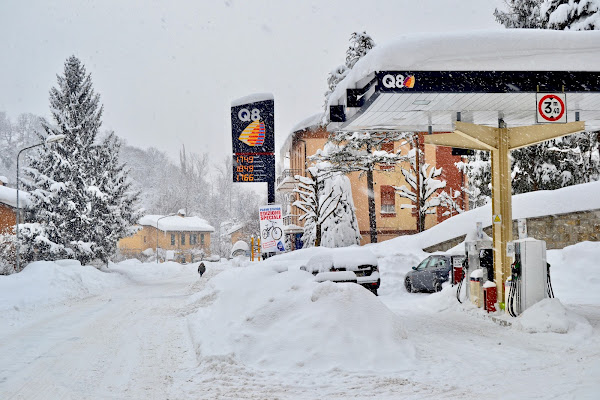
[494,0,544,28]
[541,0,600,30]
[320,172,361,248]
[311,131,407,243]
[293,166,344,247]
[20,56,141,265]
[456,150,492,208]
[323,31,375,118]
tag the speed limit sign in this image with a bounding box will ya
[536,93,567,123]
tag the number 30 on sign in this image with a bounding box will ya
[536,93,567,123]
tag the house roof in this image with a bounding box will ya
[279,112,325,157]
[0,185,31,208]
[139,214,215,233]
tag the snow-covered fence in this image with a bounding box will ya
[424,209,600,253]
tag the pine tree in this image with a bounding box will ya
[456,150,492,208]
[320,173,361,248]
[494,0,544,28]
[20,56,141,265]
[311,131,407,243]
[293,166,344,247]
[541,0,600,30]
[323,31,375,118]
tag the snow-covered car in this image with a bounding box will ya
[305,248,380,295]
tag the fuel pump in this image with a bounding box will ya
[506,238,554,317]
[457,229,493,304]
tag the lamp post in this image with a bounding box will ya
[156,213,176,264]
[16,134,66,272]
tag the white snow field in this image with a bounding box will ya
[2,189,600,398]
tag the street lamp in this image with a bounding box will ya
[156,213,176,264]
[16,134,66,272]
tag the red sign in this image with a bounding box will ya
[536,93,566,123]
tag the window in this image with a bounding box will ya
[201,234,205,246]
[181,233,186,245]
[143,236,147,243]
[380,142,395,170]
[191,234,197,245]
[171,234,175,245]
[380,185,395,216]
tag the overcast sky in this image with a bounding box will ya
[0,0,504,164]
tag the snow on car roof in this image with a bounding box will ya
[331,247,377,268]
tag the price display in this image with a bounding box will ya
[232,154,275,183]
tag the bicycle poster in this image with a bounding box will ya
[258,204,285,253]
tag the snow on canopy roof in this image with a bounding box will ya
[0,176,8,184]
[0,185,30,208]
[231,93,274,107]
[329,29,600,107]
[139,215,215,233]
[280,112,325,155]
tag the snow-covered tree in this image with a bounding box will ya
[0,112,43,185]
[494,0,544,28]
[320,173,361,248]
[456,150,492,208]
[541,0,600,30]
[293,167,343,247]
[395,159,446,233]
[20,55,141,266]
[345,31,376,69]
[323,31,375,117]
[311,131,407,243]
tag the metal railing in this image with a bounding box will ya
[276,169,303,187]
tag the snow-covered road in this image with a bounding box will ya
[1,249,600,399]
[0,274,197,399]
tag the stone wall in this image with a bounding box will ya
[424,209,600,253]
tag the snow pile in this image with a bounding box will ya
[0,260,125,318]
[371,180,600,255]
[187,264,415,372]
[108,259,197,283]
[547,241,600,304]
[515,298,592,336]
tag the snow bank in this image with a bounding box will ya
[547,241,600,305]
[515,298,592,336]
[107,259,197,283]
[187,263,415,372]
[371,180,600,255]
[0,260,126,320]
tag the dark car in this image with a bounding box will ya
[404,254,463,293]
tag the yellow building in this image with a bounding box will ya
[118,211,215,263]
[277,114,467,246]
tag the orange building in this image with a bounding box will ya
[118,211,214,263]
[277,114,467,246]
[0,177,30,235]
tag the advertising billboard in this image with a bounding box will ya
[258,204,285,253]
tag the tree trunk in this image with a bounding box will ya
[315,223,322,247]
[367,168,377,243]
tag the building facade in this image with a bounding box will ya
[277,115,468,246]
[118,212,215,262]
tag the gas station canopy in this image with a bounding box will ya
[326,29,600,302]
[327,30,600,134]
